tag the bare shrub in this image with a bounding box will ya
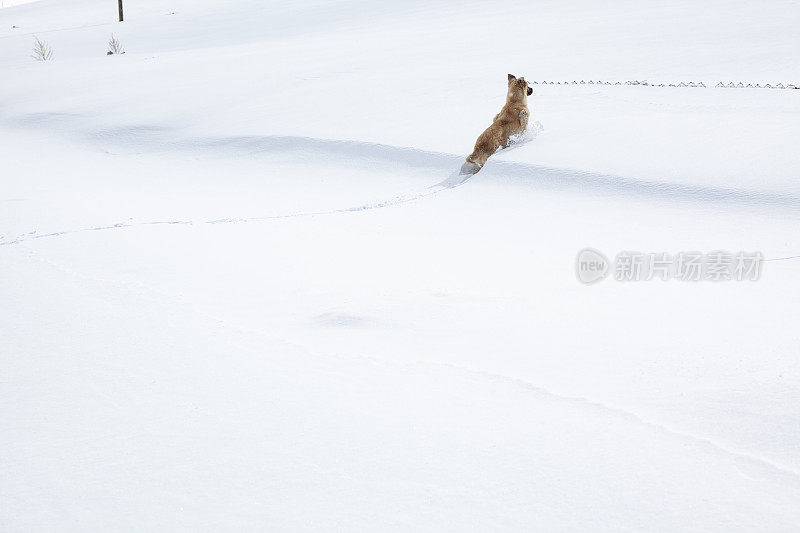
[31,37,53,61]
[107,34,125,55]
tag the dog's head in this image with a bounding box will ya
[507,74,533,101]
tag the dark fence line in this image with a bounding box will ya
[530,80,798,89]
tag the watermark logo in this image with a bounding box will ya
[576,248,610,284]
[576,249,763,284]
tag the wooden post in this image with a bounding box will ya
[118,0,123,21]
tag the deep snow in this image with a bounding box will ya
[2,0,800,530]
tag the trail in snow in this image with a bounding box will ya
[435,361,800,483]
[2,130,800,247]
[0,160,475,246]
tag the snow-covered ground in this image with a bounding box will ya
[0,0,37,8]
[2,0,800,530]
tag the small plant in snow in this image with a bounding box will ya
[31,36,53,61]
[107,34,125,55]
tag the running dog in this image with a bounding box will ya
[463,74,532,174]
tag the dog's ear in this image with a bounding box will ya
[507,73,516,84]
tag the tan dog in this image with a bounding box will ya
[463,74,532,173]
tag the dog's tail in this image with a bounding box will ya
[462,153,485,175]
[460,159,480,176]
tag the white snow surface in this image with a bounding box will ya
[2,0,800,530]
